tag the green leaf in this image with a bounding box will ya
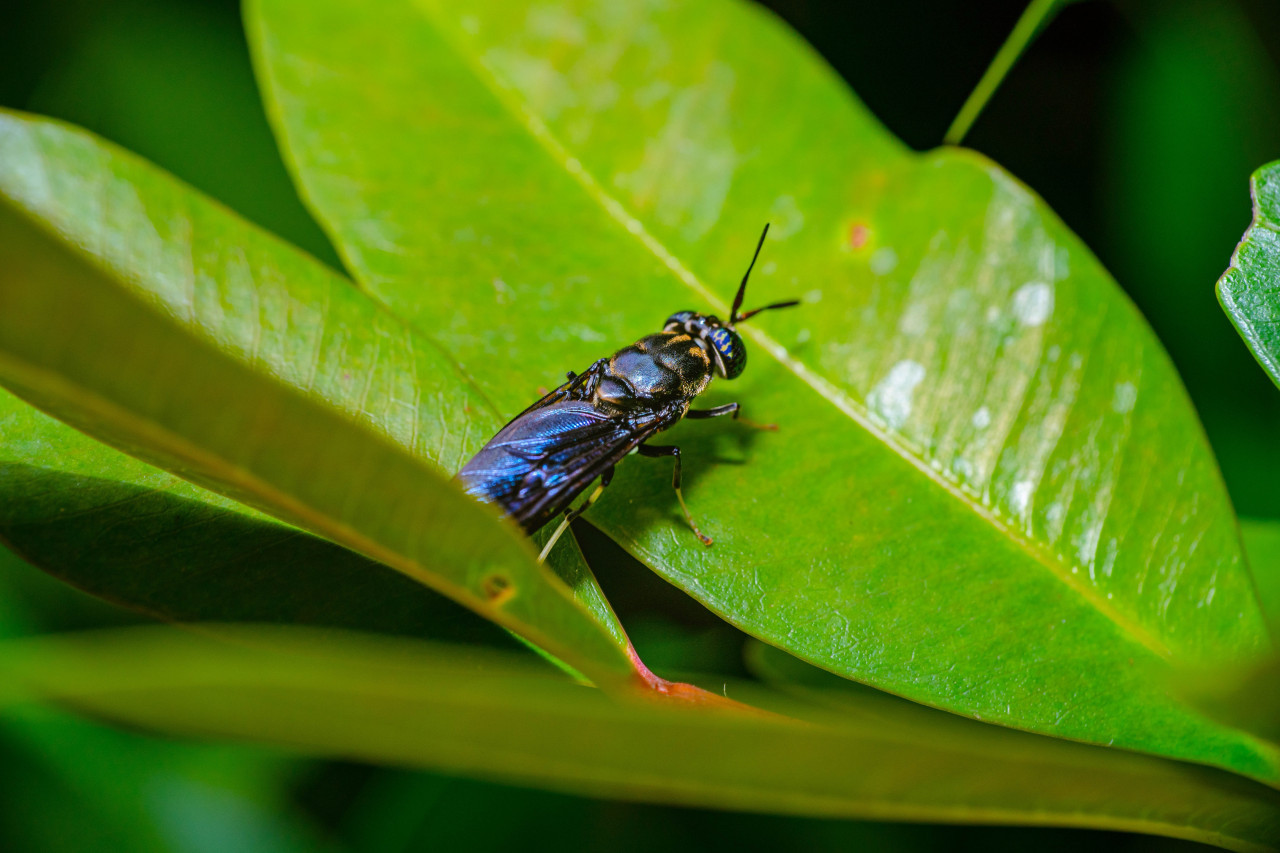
[249,0,1276,780]
[0,110,631,682]
[1218,161,1280,391]
[0,389,516,648]
[1243,518,1280,638]
[3,625,1279,853]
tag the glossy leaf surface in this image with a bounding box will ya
[250,0,1274,779]
[3,625,1279,853]
[0,111,630,680]
[1219,161,1280,390]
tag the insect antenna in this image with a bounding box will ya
[734,299,801,324]
[729,223,800,326]
[729,223,769,325]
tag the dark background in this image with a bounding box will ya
[1,0,1277,850]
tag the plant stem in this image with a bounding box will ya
[943,0,1065,146]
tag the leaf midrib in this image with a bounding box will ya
[414,2,1178,662]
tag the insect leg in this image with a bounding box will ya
[537,466,615,562]
[637,444,713,546]
[686,402,777,431]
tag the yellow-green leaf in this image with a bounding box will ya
[2,625,1278,853]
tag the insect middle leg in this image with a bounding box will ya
[537,466,614,562]
[637,444,713,546]
[686,402,777,431]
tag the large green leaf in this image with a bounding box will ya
[2,625,1279,853]
[0,111,631,681]
[249,0,1275,779]
[1218,161,1280,390]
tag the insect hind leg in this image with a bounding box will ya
[637,444,713,546]
[537,466,614,562]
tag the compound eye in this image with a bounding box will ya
[664,310,695,332]
[708,327,747,380]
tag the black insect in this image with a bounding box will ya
[457,224,798,557]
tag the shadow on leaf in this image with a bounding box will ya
[0,464,517,648]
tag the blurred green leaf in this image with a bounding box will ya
[748,636,1280,852]
[0,110,631,682]
[0,707,331,853]
[1218,162,1280,391]
[250,0,1275,780]
[1181,654,1280,750]
[2,625,1279,852]
[0,545,35,640]
[1243,518,1280,638]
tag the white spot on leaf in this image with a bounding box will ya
[870,247,898,275]
[971,406,991,429]
[1112,381,1137,414]
[1012,281,1054,326]
[1010,480,1034,516]
[898,302,929,337]
[769,194,804,238]
[868,360,926,429]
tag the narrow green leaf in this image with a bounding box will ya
[249,0,1276,780]
[2,625,1279,853]
[1218,161,1280,390]
[943,0,1066,145]
[0,111,631,681]
[0,389,516,648]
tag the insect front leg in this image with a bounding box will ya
[637,444,713,546]
[686,402,778,431]
[537,466,615,562]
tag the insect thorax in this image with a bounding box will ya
[599,333,712,407]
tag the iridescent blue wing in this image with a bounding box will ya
[457,400,673,534]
